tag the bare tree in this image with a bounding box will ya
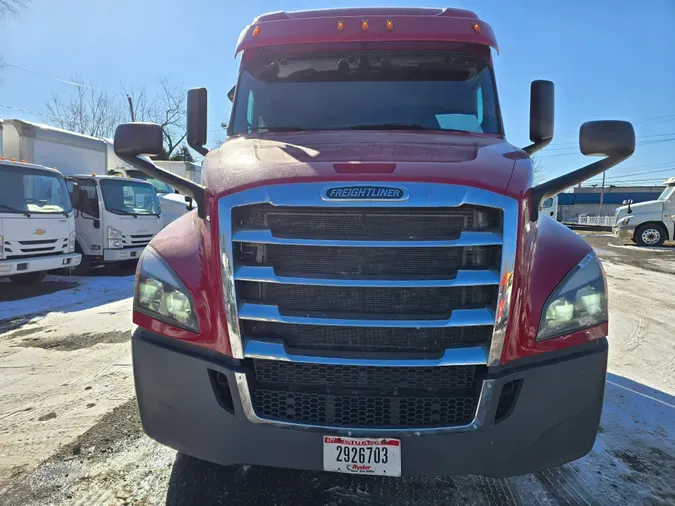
[532,157,545,184]
[46,76,123,138]
[124,77,187,159]
[0,0,27,16]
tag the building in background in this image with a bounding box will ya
[558,185,665,221]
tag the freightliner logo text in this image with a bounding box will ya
[323,186,408,201]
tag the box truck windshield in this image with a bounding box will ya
[230,51,500,135]
[0,163,72,215]
[124,170,174,194]
[99,179,160,216]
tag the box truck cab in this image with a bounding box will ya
[613,177,675,246]
[65,175,161,271]
[113,8,635,478]
[0,158,81,284]
[2,120,163,271]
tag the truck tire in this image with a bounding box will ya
[9,271,47,285]
[635,223,667,247]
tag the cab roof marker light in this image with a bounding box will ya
[362,20,368,31]
[337,20,344,31]
[472,23,480,34]
[386,19,394,31]
[252,25,261,37]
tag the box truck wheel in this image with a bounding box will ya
[635,223,667,247]
[9,271,47,285]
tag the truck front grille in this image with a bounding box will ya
[3,238,69,259]
[122,234,153,249]
[221,183,513,430]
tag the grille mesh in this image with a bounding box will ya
[236,244,500,279]
[253,360,477,390]
[237,282,497,318]
[250,389,479,428]
[243,321,492,354]
[233,204,500,240]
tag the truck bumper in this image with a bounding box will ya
[133,329,608,478]
[103,247,144,262]
[0,253,81,276]
[613,225,635,240]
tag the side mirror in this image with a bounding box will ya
[580,120,635,158]
[114,123,207,218]
[93,219,100,229]
[114,123,163,158]
[523,80,554,155]
[69,182,79,209]
[187,88,209,156]
[529,120,635,220]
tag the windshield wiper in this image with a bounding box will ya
[108,208,137,218]
[0,204,31,217]
[248,126,308,133]
[348,122,429,131]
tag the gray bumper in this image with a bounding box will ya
[613,225,635,240]
[132,330,608,478]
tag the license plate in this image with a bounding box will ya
[323,436,401,477]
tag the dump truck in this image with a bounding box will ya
[114,8,635,477]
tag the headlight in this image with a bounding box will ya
[135,248,198,332]
[537,252,607,341]
[108,227,123,249]
[68,231,76,253]
[619,217,631,225]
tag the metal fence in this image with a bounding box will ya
[577,216,615,227]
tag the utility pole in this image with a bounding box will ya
[127,95,135,122]
[598,171,606,216]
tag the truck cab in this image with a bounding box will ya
[65,175,161,271]
[0,158,81,284]
[112,8,635,478]
[613,177,675,246]
[539,195,559,220]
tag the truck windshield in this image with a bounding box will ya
[0,163,72,215]
[99,179,160,216]
[126,170,175,194]
[658,186,675,201]
[231,51,501,135]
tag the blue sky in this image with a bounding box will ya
[1,0,674,186]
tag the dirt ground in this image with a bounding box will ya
[0,232,673,505]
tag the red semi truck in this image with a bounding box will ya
[115,8,635,477]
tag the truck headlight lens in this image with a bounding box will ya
[537,253,607,341]
[620,217,631,225]
[68,231,76,253]
[107,227,123,249]
[135,248,198,332]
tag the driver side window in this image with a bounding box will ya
[68,180,100,218]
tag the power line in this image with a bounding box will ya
[539,137,675,158]
[0,62,94,89]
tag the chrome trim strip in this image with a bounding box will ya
[234,266,500,288]
[232,229,503,248]
[235,372,496,433]
[244,340,488,366]
[238,303,495,328]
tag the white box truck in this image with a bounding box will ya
[1,120,81,284]
[2,120,162,272]
[105,141,196,225]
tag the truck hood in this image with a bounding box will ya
[616,200,663,219]
[208,131,521,197]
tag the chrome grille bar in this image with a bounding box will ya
[244,340,489,366]
[233,229,502,248]
[234,266,500,288]
[238,303,496,328]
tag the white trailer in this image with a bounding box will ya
[154,160,202,184]
[2,120,162,272]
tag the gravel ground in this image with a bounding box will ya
[0,231,673,505]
